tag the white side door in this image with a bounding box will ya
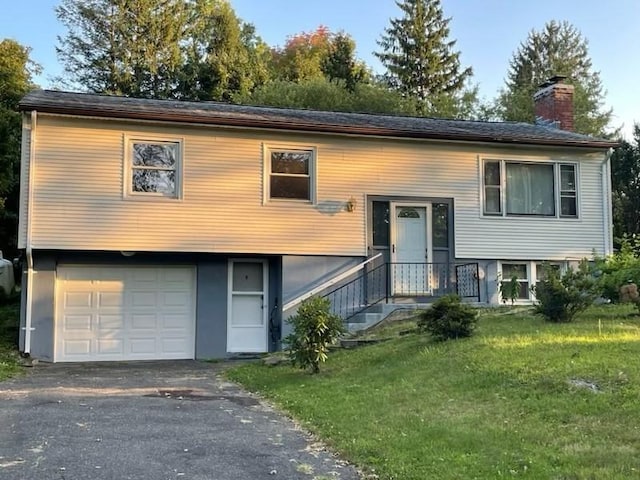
[390,203,432,295]
[227,260,268,353]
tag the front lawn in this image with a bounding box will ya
[0,301,22,380]
[227,305,640,479]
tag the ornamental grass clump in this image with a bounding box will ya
[285,296,344,374]
[417,294,477,341]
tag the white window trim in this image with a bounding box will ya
[498,260,568,303]
[480,158,579,220]
[263,144,317,204]
[123,134,184,200]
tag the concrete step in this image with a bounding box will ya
[346,312,384,332]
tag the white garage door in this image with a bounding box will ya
[55,265,196,362]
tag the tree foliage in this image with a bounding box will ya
[271,26,368,91]
[497,20,612,137]
[374,0,473,116]
[56,0,269,101]
[0,39,38,257]
[240,77,417,116]
[611,125,640,245]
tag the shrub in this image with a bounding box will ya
[532,261,597,323]
[284,296,344,374]
[594,239,640,303]
[499,274,521,305]
[417,295,477,341]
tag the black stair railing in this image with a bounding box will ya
[323,262,389,321]
[322,262,480,321]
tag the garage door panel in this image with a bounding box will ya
[163,313,190,329]
[98,314,124,331]
[56,266,195,362]
[131,314,157,330]
[63,339,92,356]
[161,337,192,354]
[131,269,158,282]
[163,269,193,283]
[63,314,93,331]
[97,338,124,355]
[131,291,157,307]
[98,292,124,308]
[129,338,157,355]
[64,292,93,308]
[163,291,191,307]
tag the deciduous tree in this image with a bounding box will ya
[56,0,269,101]
[0,39,38,257]
[240,77,417,116]
[271,27,368,90]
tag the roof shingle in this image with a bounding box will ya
[19,90,617,149]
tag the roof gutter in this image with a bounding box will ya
[23,110,37,355]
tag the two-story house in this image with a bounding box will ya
[17,77,617,362]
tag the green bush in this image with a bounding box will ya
[499,275,521,305]
[532,261,597,323]
[417,295,477,341]
[284,296,344,374]
[594,239,640,303]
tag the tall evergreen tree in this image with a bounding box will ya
[321,32,368,91]
[374,0,473,116]
[497,20,612,137]
[0,39,38,257]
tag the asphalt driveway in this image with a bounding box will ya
[0,361,360,480]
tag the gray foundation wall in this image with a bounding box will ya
[22,251,282,361]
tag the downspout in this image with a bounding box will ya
[601,148,614,256]
[23,110,37,355]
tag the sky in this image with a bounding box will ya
[1,0,638,139]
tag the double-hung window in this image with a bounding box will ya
[127,138,182,198]
[266,147,315,202]
[483,160,577,218]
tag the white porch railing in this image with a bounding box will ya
[282,253,383,312]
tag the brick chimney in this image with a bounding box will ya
[533,75,574,131]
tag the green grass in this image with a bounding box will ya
[0,301,22,380]
[227,305,640,479]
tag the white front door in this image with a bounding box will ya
[227,260,268,353]
[391,203,432,295]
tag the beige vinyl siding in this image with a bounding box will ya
[27,115,608,259]
[18,115,31,248]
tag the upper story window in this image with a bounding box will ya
[266,147,315,202]
[482,160,577,218]
[127,138,182,199]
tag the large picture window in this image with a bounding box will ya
[266,148,315,201]
[483,160,577,218]
[127,138,181,198]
